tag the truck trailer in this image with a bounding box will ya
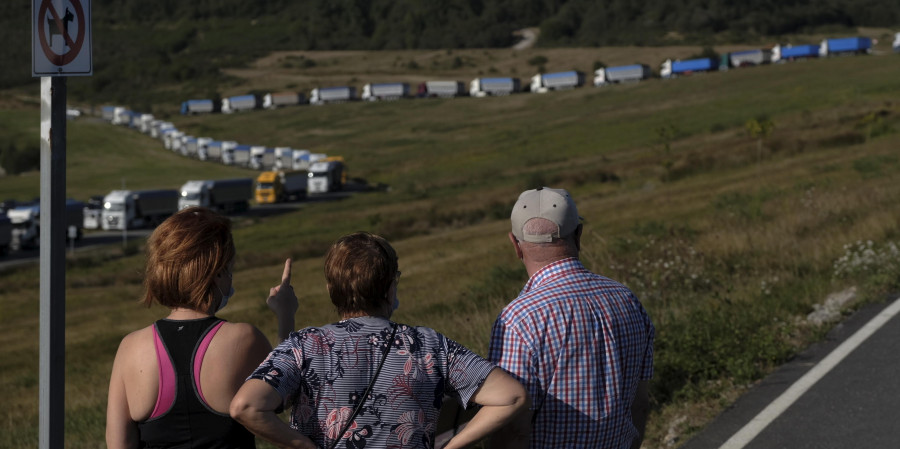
[894,33,900,53]
[726,49,772,67]
[417,81,466,98]
[819,37,871,56]
[469,77,521,97]
[180,99,217,115]
[198,140,223,162]
[594,64,653,86]
[255,171,308,203]
[307,160,345,194]
[179,179,254,213]
[772,44,820,63]
[249,146,276,170]
[362,83,410,101]
[263,92,305,109]
[101,189,179,230]
[530,70,584,93]
[660,58,718,78]
[222,144,252,166]
[310,86,356,105]
[6,200,84,250]
[222,94,259,113]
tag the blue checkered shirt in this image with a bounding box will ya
[489,258,655,448]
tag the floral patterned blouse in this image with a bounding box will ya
[249,316,495,449]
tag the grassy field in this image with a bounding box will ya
[1,48,900,448]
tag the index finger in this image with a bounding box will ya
[281,258,292,286]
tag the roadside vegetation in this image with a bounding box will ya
[1,49,899,448]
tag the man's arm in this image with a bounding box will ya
[230,379,316,449]
[630,380,650,449]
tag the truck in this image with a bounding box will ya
[222,94,259,113]
[307,160,345,194]
[417,81,466,98]
[894,32,900,53]
[222,144,252,166]
[82,195,105,230]
[163,130,184,152]
[660,57,718,78]
[255,171,308,204]
[0,215,11,255]
[101,189,179,230]
[274,147,295,171]
[725,49,772,68]
[819,37,871,57]
[263,92,306,109]
[469,77,521,97]
[178,178,254,213]
[112,107,132,126]
[199,140,223,162]
[249,146,276,170]
[362,83,410,101]
[151,121,174,139]
[181,136,198,157]
[101,105,116,121]
[310,86,356,105]
[138,114,155,133]
[530,70,584,93]
[593,64,653,86]
[180,99,217,115]
[6,199,84,250]
[772,44,820,63]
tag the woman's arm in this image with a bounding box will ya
[106,337,140,449]
[230,379,317,449]
[267,258,298,342]
[442,367,529,449]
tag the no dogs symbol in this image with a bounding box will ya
[33,0,91,75]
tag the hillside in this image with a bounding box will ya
[2,50,900,448]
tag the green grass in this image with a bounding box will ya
[2,52,900,448]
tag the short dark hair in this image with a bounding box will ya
[142,207,235,312]
[324,232,398,315]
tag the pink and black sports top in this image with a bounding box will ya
[137,317,256,449]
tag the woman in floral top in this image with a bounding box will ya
[231,232,528,449]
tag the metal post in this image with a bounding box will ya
[39,75,66,449]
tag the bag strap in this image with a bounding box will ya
[326,323,397,449]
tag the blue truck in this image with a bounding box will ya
[773,44,820,62]
[819,37,871,56]
[660,58,718,78]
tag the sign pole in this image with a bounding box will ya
[39,75,66,449]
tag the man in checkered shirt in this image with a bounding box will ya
[489,187,655,449]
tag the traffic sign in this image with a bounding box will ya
[33,0,92,76]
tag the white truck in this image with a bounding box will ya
[178,178,254,214]
[163,130,185,152]
[222,144,252,166]
[199,140,224,162]
[112,107,132,126]
[417,81,466,98]
[894,32,900,53]
[249,146,276,170]
[310,86,356,105]
[151,121,175,139]
[222,94,259,113]
[263,92,305,109]
[593,64,653,86]
[530,70,584,93]
[307,160,345,194]
[469,77,521,97]
[6,200,84,250]
[726,49,772,67]
[138,114,155,133]
[362,83,410,101]
[101,190,179,230]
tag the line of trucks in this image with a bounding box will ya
[164,34,893,114]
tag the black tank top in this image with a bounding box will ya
[137,317,256,449]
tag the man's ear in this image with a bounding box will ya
[573,224,583,253]
[509,232,524,260]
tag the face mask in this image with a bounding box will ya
[216,285,235,312]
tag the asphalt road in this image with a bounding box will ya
[680,295,900,449]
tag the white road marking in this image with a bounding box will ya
[720,296,900,448]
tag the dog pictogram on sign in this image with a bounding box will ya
[33,0,92,76]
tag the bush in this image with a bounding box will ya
[0,143,40,175]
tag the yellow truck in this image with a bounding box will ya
[255,170,307,204]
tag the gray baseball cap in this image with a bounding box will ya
[511,187,580,243]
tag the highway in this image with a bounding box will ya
[680,295,900,449]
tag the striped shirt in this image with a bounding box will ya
[489,258,655,448]
[250,316,495,449]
